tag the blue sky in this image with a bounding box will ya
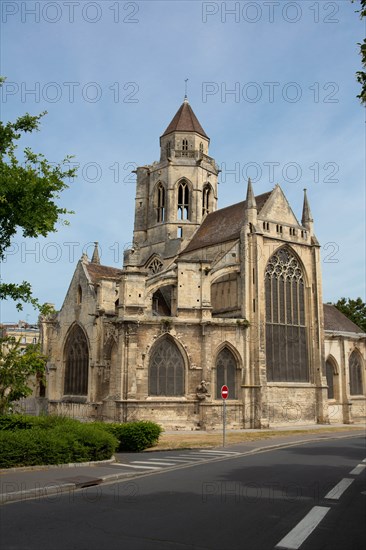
[1,0,365,323]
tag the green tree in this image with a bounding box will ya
[334,297,366,332]
[0,77,77,313]
[353,0,366,104]
[0,338,47,414]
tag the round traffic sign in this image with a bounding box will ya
[221,385,229,399]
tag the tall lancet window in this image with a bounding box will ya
[64,324,89,396]
[166,141,171,158]
[349,351,363,395]
[156,183,165,222]
[202,185,211,217]
[177,180,190,220]
[265,247,308,382]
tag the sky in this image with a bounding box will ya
[0,0,365,324]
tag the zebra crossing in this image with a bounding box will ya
[111,449,240,472]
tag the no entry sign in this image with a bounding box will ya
[221,385,229,400]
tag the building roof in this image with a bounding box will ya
[85,263,123,283]
[161,99,208,138]
[182,191,272,253]
[323,304,364,334]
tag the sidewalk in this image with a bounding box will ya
[1,424,365,504]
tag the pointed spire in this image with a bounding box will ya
[161,100,208,139]
[301,188,313,227]
[246,178,257,209]
[91,242,100,264]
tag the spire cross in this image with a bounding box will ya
[184,78,189,99]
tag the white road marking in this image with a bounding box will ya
[349,464,366,475]
[114,463,161,470]
[275,506,330,549]
[324,478,354,500]
[362,458,366,463]
[132,461,177,466]
[197,450,240,455]
[178,455,204,462]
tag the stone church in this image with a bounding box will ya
[41,98,366,429]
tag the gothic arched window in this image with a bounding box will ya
[216,348,237,399]
[64,325,89,395]
[202,185,211,217]
[177,180,190,220]
[166,141,171,158]
[156,183,165,223]
[149,338,184,396]
[199,142,204,155]
[265,247,308,382]
[325,359,335,399]
[349,351,363,395]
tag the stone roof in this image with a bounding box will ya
[323,304,364,334]
[85,263,123,283]
[182,191,272,253]
[161,99,208,138]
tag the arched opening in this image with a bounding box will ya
[77,285,82,305]
[177,180,190,220]
[64,325,89,396]
[156,183,165,223]
[265,247,308,382]
[325,359,336,399]
[349,350,363,395]
[152,285,174,316]
[149,337,184,396]
[216,347,237,399]
[202,184,211,217]
[166,141,171,158]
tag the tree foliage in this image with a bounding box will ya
[0,338,47,414]
[0,77,77,313]
[353,0,366,104]
[334,297,366,332]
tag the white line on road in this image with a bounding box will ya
[132,461,177,466]
[275,506,330,549]
[200,451,240,455]
[349,464,366,475]
[112,463,162,470]
[178,455,205,462]
[362,458,366,463]
[324,478,354,500]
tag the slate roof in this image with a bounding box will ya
[323,304,364,334]
[85,263,123,283]
[161,100,208,138]
[182,191,272,253]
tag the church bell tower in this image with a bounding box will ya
[130,97,220,267]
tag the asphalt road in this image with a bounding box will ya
[1,436,365,550]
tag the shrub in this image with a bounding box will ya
[95,421,162,452]
[0,416,118,468]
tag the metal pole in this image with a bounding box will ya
[223,399,226,448]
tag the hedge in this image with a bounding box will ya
[94,421,162,452]
[0,416,118,468]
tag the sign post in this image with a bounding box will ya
[221,385,229,447]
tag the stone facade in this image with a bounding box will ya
[41,99,366,429]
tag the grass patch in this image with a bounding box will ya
[146,426,364,451]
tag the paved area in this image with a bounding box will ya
[1,424,365,504]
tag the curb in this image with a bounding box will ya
[0,457,116,474]
[0,470,137,505]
